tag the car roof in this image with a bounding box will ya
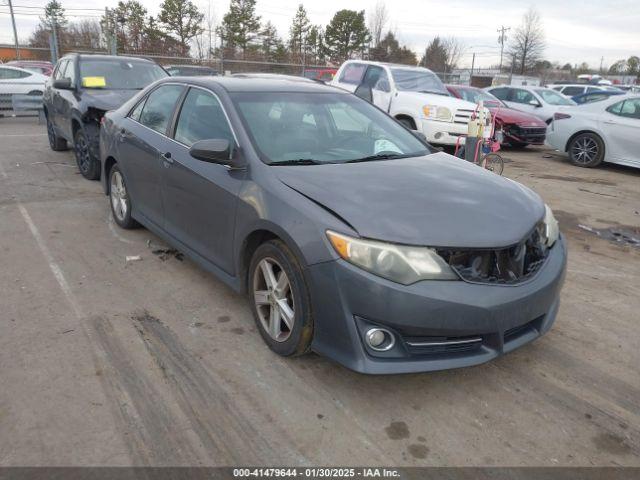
[162,75,343,93]
[0,65,32,72]
[63,53,157,64]
[342,59,436,74]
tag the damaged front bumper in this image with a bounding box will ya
[307,236,567,374]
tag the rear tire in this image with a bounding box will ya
[249,240,313,357]
[568,133,604,168]
[74,128,101,180]
[109,164,138,229]
[46,116,67,151]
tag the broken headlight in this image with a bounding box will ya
[326,231,458,285]
[543,204,559,247]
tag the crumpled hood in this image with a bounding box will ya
[277,153,545,248]
[80,89,139,112]
[490,106,547,127]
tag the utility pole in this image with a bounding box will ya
[497,25,510,73]
[599,56,604,73]
[7,0,21,60]
[51,16,59,63]
[470,52,476,85]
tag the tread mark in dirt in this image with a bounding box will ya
[133,311,297,464]
[91,316,199,465]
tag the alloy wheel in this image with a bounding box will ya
[253,258,295,342]
[110,170,128,222]
[571,136,599,165]
[75,133,91,173]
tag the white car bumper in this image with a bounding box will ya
[545,124,567,152]
[421,120,468,146]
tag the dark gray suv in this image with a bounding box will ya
[100,76,567,374]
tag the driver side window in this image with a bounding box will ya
[511,89,537,105]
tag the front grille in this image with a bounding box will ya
[405,336,483,356]
[437,225,550,285]
[506,125,547,143]
[454,108,474,125]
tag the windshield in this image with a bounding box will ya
[455,87,504,107]
[79,58,167,90]
[390,68,448,95]
[232,92,432,165]
[535,89,576,106]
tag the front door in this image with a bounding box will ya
[161,87,242,273]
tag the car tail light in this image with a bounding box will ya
[553,112,571,121]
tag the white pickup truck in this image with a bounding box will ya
[330,60,483,146]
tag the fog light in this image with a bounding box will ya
[434,132,443,139]
[365,328,395,352]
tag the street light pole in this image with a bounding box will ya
[7,0,21,60]
[497,26,510,73]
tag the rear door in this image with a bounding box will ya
[601,98,640,165]
[162,86,242,273]
[119,83,185,228]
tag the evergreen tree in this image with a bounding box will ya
[420,36,447,72]
[219,0,261,58]
[289,4,310,63]
[323,10,369,62]
[370,31,416,65]
[41,0,67,29]
[158,0,204,55]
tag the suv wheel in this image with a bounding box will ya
[109,165,138,229]
[46,116,67,151]
[568,133,604,168]
[249,240,313,357]
[74,128,100,180]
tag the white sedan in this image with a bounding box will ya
[486,85,576,124]
[0,65,47,111]
[546,95,640,169]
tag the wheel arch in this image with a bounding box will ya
[237,224,310,295]
[565,129,606,156]
[103,156,118,195]
[394,114,417,130]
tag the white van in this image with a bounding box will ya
[330,60,483,146]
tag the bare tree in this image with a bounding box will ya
[508,7,545,75]
[443,36,465,72]
[367,1,388,48]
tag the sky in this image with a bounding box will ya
[1,0,639,69]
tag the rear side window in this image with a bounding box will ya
[0,68,30,79]
[607,99,640,119]
[490,87,509,100]
[138,85,184,134]
[339,63,366,85]
[561,86,584,96]
[174,88,233,147]
[129,97,147,122]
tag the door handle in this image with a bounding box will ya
[161,151,174,165]
[603,120,617,125]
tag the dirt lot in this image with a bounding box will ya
[1,117,639,467]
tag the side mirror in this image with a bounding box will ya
[354,84,373,103]
[53,78,73,90]
[189,139,238,166]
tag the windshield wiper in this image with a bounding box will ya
[344,153,413,164]
[270,159,324,166]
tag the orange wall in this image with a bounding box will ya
[0,47,40,62]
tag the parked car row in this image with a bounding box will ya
[39,53,567,374]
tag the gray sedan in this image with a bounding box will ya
[100,76,567,374]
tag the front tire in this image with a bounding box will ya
[109,164,138,229]
[74,128,100,180]
[249,240,313,357]
[46,116,67,151]
[568,133,604,168]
